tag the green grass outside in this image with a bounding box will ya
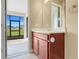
[6,29,24,36]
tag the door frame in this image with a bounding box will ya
[1,0,6,59]
[1,0,31,59]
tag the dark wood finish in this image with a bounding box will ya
[49,33,64,59]
[32,32,64,59]
[33,37,39,54]
[33,32,48,40]
[39,39,48,59]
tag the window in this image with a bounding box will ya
[6,15,24,39]
[51,3,61,29]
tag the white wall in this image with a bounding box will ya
[7,0,28,38]
[7,0,28,16]
[65,0,78,59]
[2,0,6,59]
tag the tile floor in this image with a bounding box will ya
[7,39,38,59]
[7,53,38,59]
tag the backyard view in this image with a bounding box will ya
[6,27,24,36]
[6,15,24,39]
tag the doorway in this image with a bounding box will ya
[6,0,38,58]
[6,13,29,58]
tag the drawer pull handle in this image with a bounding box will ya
[50,37,55,43]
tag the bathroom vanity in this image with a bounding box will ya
[32,29,65,59]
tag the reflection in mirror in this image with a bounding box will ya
[51,3,61,29]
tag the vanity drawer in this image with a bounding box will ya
[33,32,48,40]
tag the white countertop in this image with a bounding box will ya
[32,28,65,34]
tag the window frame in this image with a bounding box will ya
[51,2,62,29]
[6,11,26,39]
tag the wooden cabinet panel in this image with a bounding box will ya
[33,37,39,54]
[32,32,64,59]
[49,33,64,59]
[39,39,48,59]
[33,32,48,40]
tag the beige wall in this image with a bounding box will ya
[30,0,63,28]
[30,0,42,28]
[43,2,51,28]
[51,0,62,5]
[65,0,78,59]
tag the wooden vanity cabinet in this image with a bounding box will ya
[32,32,48,59]
[49,33,64,59]
[32,37,39,54]
[32,32,64,59]
[39,39,48,59]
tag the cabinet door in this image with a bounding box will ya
[39,39,48,59]
[33,37,39,54]
[49,34,64,59]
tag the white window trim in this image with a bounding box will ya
[7,11,27,39]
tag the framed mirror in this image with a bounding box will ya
[51,3,62,29]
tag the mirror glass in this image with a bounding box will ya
[51,3,61,29]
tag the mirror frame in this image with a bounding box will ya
[51,2,62,29]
